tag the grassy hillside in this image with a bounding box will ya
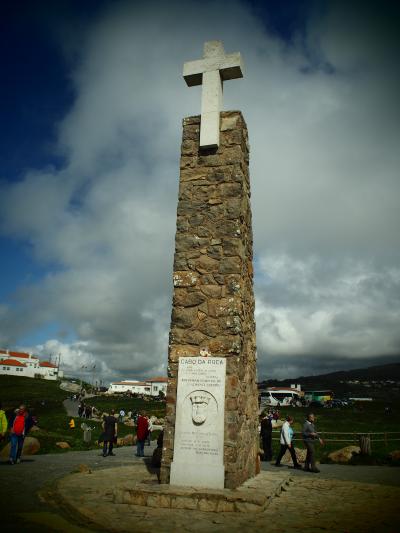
[90,395,165,419]
[0,375,67,411]
[0,376,162,454]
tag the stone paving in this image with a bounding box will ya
[1,447,399,532]
[53,463,399,533]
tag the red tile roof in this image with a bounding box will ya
[1,358,27,367]
[8,351,38,359]
[147,377,168,383]
[39,361,58,368]
[111,381,148,386]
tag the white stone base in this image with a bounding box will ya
[170,461,225,489]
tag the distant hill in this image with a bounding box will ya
[259,362,400,400]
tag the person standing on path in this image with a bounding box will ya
[136,412,149,457]
[302,413,324,473]
[9,405,28,464]
[260,410,273,461]
[275,416,302,469]
[102,410,118,457]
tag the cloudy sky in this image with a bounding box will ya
[0,0,399,383]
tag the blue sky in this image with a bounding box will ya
[0,0,399,382]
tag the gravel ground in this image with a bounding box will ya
[0,446,398,532]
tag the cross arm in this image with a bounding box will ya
[183,52,244,87]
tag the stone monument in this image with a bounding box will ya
[160,41,258,490]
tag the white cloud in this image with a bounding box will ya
[0,0,399,381]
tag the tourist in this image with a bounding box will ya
[85,405,92,419]
[275,416,302,469]
[260,410,273,461]
[78,402,84,417]
[9,405,34,465]
[102,409,118,457]
[146,415,153,446]
[119,409,125,423]
[0,401,8,443]
[136,411,149,457]
[302,413,324,473]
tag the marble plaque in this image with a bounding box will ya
[170,356,226,489]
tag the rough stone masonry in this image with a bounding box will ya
[160,111,258,489]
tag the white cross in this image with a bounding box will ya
[183,41,243,149]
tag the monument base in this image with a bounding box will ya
[170,461,224,489]
[113,471,293,513]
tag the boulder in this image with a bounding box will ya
[281,447,307,464]
[30,425,40,432]
[121,434,136,446]
[328,446,361,463]
[56,441,71,449]
[0,436,40,458]
[388,450,400,461]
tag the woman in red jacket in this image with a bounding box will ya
[136,411,149,457]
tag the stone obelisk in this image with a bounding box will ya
[160,41,258,490]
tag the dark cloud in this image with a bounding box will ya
[0,0,399,381]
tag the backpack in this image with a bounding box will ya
[13,414,25,436]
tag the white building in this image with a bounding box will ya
[107,376,168,396]
[107,380,151,395]
[0,350,59,380]
[147,377,168,396]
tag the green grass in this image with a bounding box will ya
[2,375,399,462]
[266,400,400,464]
[90,395,166,419]
[0,376,165,454]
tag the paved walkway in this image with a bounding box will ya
[0,444,156,532]
[0,447,399,532]
[63,395,97,417]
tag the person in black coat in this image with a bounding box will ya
[260,411,273,461]
[102,409,118,457]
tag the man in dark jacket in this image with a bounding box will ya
[260,411,273,461]
[302,413,324,473]
[102,410,118,457]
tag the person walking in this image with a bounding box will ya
[135,411,149,457]
[102,410,118,457]
[302,413,324,473]
[275,416,302,469]
[260,410,273,461]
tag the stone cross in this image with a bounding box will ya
[183,41,243,149]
